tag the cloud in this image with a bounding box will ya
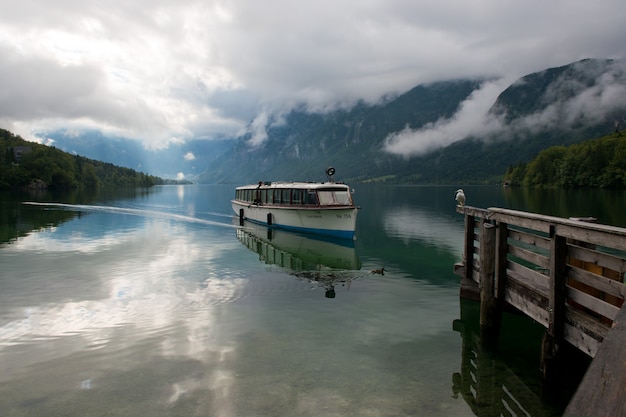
[0,0,625,148]
[560,61,626,126]
[245,111,270,147]
[184,152,196,161]
[502,59,626,137]
[383,60,626,156]
[383,79,510,156]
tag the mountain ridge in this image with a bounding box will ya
[35,58,626,185]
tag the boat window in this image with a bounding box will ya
[305,191,318,205]
[292,189,303,205]
[318,191,335,205]
[282,189,291,204]
[318,190,351,206]
[334,191,351,205]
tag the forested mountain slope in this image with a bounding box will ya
[1,129,163,189]
[197,59,626,184]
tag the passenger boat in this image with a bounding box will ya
[232,168,359,239]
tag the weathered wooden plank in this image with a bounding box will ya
[508,229,551,251]
[490,207,626,239]
[563,321,599,358]
[507,260,550,296]
[568,244,626,276]
[495,222,508,301]
[549,231,568,332]
[464,213,475,282]
[563,305,626,417]
[541,231,568,382]
[566,285,621,321]
[556,223,626,252]
[457,205,490,219]
[565,305,611,339]
[471,262,480,283]
[503,282,549,327]
[508,244,550,270]
[564,306,610,357]
[567,265,626,300]
[504,271,549,318]
[490,211,552,234]
[480,223,500,347]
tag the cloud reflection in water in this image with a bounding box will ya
[383,205,464,256]
[0,215,247,400]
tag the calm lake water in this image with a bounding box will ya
[1,184,624,417]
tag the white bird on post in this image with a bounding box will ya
[455,189,466,207]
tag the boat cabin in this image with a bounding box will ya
[235,182,353,207]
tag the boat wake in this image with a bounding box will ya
[23,202,237,229]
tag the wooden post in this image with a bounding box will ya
[463,212,475,282]
[480,222,499,350]
[542,225,567,384]
[495,222,508,302]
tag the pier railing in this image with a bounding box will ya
[456,206,626,359]
[455,206,626,416]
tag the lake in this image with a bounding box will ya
[1,184,624,417]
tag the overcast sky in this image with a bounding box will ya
[1,0,625,150]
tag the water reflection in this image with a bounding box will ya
[236,221,363,298]
[451,299,585,416]
[0,191,78,244]
[383,205,464,256]
[0,184,605,416]
[0,219,237,344]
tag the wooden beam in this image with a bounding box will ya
[563,305,626,417]
[541,228,568,383]
[463,213,475,283]
[480,222,500,349]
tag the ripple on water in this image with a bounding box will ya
[195,267,310,306]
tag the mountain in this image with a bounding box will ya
[197,79,487,184]
[35,58,626,185]
[0,128,163,189]
[197,58,626,184]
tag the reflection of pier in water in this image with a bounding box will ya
[236,221,362,298]
[453,300,575,417]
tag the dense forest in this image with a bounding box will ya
[1,129,164,189]
[504,130,626,188]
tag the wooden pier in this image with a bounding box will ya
[454,206,626,417]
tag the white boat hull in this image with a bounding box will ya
[232,201,358,239]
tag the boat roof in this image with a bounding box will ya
[236,181,350,190]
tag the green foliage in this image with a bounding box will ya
[524,146,567,186]
[0,128,163,190]
[504,130,626,188]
